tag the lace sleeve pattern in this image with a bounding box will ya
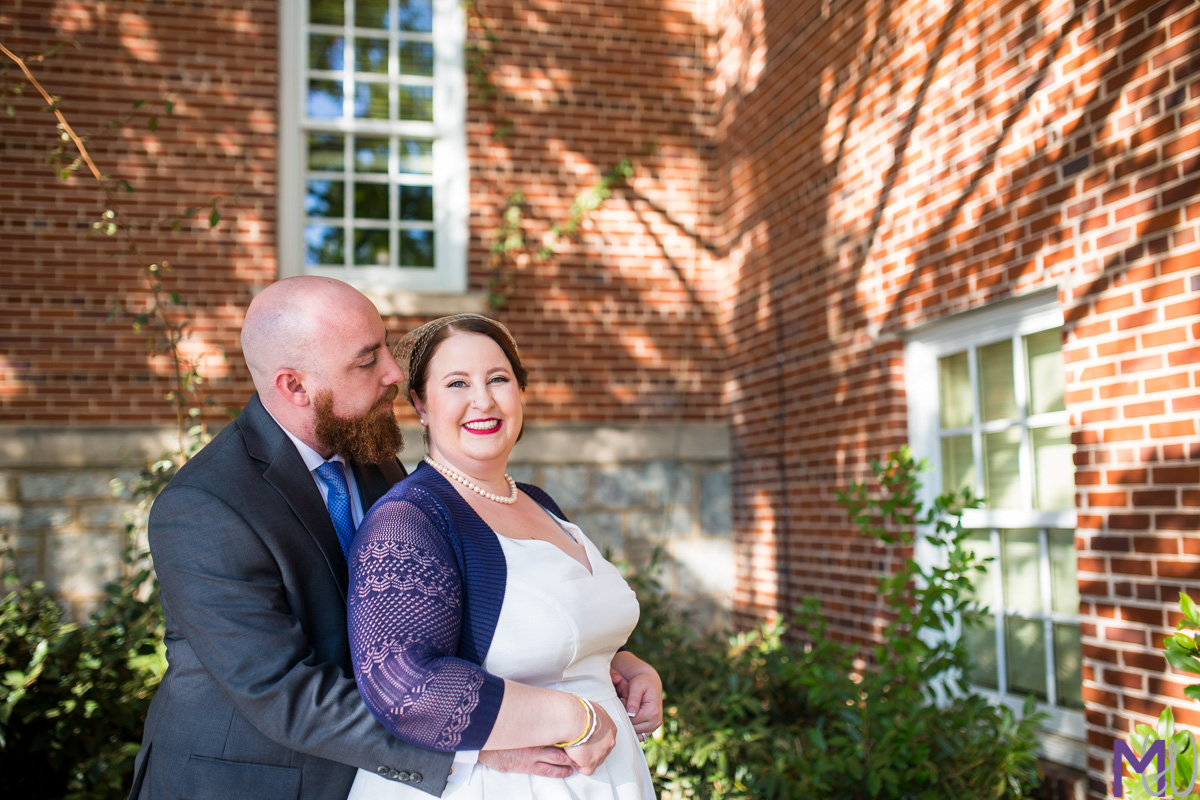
[347,490,504,751]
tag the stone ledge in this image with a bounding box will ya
[1,422,730,468]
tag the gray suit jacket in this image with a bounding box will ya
[129,394,453,800]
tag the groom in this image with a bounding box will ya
[128,277,585,799]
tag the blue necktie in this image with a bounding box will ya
[316,461,355,560]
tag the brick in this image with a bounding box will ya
[1105,626,1147,645]
[1158,558,1200,576]
[1087,490,1129,507]
[1091,535,1133,551]
[1122,400,1164,417]
[1153,466,1200,483]
[1131,490,1177,506]
[1106,468,1148,484]
[1132,536,1179,554]
[1150,420,1196,438]
[1146,373,1190,393]
[1157,515,1200,533]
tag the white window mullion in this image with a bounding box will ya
[967,347,985,502]
[1038,526,1057,707]
[991,527,1008,696]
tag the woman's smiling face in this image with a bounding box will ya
[413,330,524,477]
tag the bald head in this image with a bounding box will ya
[241,277,379,394]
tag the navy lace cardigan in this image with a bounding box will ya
[346,461,567,752]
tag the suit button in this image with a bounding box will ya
[387,769,400,780]
[395,771,411,782]
[376,766,389,776]
[410,772,422,783]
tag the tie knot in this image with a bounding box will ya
[317,461,349,494]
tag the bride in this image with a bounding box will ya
[345,314,659,798]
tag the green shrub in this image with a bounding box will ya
[0,455,171,800]
[1118,592,1200,799]
[630,448,1047,799]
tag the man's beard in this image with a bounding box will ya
[312,385,404,465]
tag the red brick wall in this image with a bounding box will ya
[0,1,278,424]
[0,0,722,428]
[712,0,1200,793]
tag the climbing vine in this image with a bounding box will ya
[462,3,649,309]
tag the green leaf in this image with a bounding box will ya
[1181,592,1199,626]
[1165,644,1200,676]
[164,99,175,114]
[147,116,158,132]
[1185,685,1200,703]
[209,208,221,228]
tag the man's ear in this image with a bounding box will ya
[275,369,310,407]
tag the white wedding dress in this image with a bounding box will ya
[348,518,656,799]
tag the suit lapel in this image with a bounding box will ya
[351,458,406,516]
[241,395,350,598]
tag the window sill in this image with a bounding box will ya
[360,289,490,317]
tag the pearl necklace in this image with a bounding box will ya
[424,456,518,505]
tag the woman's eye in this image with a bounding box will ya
[447,380,467,388]
[489,375,509,384]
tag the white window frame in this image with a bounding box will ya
[904,290,1085,770]
[278,0,469,295]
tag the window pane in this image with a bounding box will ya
[1005,617,1047,700]
[354,37,388,74]
[305,179,345,218]
[962,531,994,608]
[309,34,345,71]
[354,229,390,265]
[307,133,345,171]
[305,225,345,265]
[354,183,390,219]
[941,435,976,497]
[400,186,434,221]
[400,41,435,76]
[355,0,388,29]
[964,615,998,690]
[354,82,390,119]
[354,137,390,173]
[1049,529,1078,615]
[938,352,972,428]
[401,229,435,267]
[1001,529,1042,613]
[1054,623,1084,710]
[397,0,434,32]
[1032,424,1075,510]
[979,339,1017,421]
[310,0,345,25]
[307,79,345,118]
[1026,327,1065,416]
[398,139,434,174]
[983,428,1022,508]
[399,85,434,121]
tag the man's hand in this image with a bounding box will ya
[477,746,576,778]
[610,651,663,736]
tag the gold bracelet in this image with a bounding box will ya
[554,693,594,748]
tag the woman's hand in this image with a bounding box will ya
[610,651,663,735]
[562,702,617,775]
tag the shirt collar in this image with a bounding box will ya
[262,404,345,472]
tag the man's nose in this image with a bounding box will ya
[381,351,402,385]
